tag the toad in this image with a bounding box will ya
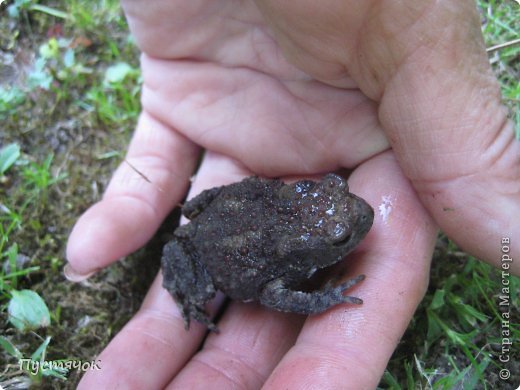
[161,174,373,330]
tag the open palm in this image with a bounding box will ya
[67,0,519,388]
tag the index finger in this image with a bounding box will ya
[66,110,199,278]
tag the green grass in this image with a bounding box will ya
[1,0,142,387]
[382,255,519,388]
[479,0,520,137]
[0,0,518,388]
[0,143,59,383]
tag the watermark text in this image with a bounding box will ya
[19,358,101,376]
[497,237,512,381]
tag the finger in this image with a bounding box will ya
[121,0,261,60]
[140,55,388,177]
[167,153,304,388]
[66,111,199,278]
[77,273,225,389]
[78,153,256,387]
[254,0,519,270]
[358,1,519,270]
[264,152,438,389]
[168,303,303,389]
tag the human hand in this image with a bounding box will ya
[66,0,519,388]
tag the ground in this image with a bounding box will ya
[0,1,518,389]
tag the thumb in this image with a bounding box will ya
[367,1,519,271]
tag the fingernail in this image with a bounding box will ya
[63,263,98,282]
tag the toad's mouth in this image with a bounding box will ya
[332,234,352,247]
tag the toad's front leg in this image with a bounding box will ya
[259,275,365,315]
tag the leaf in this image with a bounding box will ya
[39,38,60,59]
[31,336,51,361]
[63,48,75,68]
[449,294,489,326]
[96,150,121,160]
[426,308,442,343]
[7,1,23,18]
[42,366,69,380]
[29,4,69,19]
[8,289,51,332]
[0,143,21,175]
[28,58,53,90]
[429,288,445,310]
[0,336,23,359]
[104,62,134,85]
[0,86,25,114]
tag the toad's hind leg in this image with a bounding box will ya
[161,237,217,331]
[259,275,365,315]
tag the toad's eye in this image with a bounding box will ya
[327,221,352,245]
[323,174,348,192]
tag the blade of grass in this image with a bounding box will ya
[29,4,69,19]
